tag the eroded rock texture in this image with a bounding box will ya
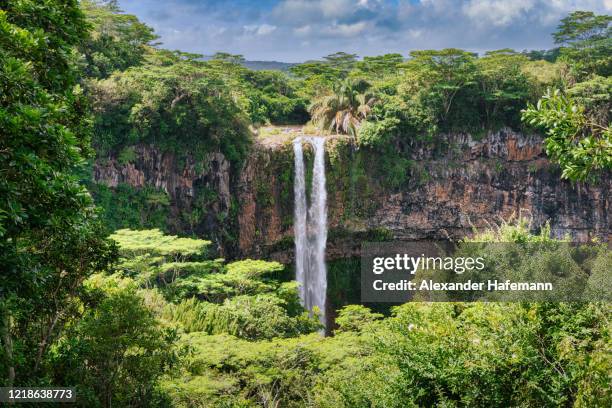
[236,128,609,261]
[93,129,610,261]
[94,145,233,254]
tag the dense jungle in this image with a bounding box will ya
[1,1,611,407]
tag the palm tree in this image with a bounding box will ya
[309,78,376,136]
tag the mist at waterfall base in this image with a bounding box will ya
[293,137,328,331]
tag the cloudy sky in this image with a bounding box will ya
[119,0,612,62]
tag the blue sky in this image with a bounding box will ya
[119,0,612,62]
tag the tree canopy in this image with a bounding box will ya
[554,10,611,78]
[522,89,611,181]
[0,2,610,406]
[79,0,158,79]
[0,0,115,387]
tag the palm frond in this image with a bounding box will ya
[308,78,377,135]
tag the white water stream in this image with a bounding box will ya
[293,137,327,329]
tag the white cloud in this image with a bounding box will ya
[357,0,383,8]
[323,21,368,37]
[408,29,423,39]
[459,0,612,28]
[419,0,460,17]
[257,24,277,35]
[273,0,386,23]
[294,25,312,36]
[272,0,322,22]
[122,0,612,62]
[462,0,535,27]
[320,0,355,19]
[243,24,277,36]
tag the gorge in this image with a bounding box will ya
[8,2,611,404]
[92,127,610,323]
[93,127,611,261]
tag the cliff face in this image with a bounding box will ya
[366,130,608,241]
[237,128,609,261]
[94,145,234,254]
[93,128,610,260]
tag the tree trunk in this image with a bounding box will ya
[34,311,61,373]
[1,306,16,387]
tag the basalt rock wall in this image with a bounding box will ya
[93,128,610,261]
[236,128,610,262]
[93,145,234,254]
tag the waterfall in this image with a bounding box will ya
[293,137,327,329]
[309,137,328,328]
[293,138,308,306]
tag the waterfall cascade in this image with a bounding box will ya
[293,137,327,329]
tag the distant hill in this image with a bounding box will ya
[242,60,296,71]
[197,56,297,71]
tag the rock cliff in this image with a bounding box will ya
[94,145,234,254]
[93,128,610,261]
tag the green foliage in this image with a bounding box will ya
[460,214,554,245]
[90,59,252,164]
[290,61,345,99]
[109,229,219,291]
[381,47,538,136]
[181,56,307,126]
[117,145,137,164]
[475,50,534,129]
[109,229,320,341]
[554,11,611,78]
[355,53,404,77]
[357,113,401,147]
[163,332,328,407]
[155,222,610,407]
[52,274,179,407]
[522,89,611,181]
[401,48,479,125]
[244,69,309,124]
[165,294,319,340]
[80,0,158,79]
[317,301,611,407]
[0,0,116,386]
[3,2,610,404]
[210,52,245,64]
[419,217,609,303]
[171,259,282,302]
[111,228,211,259]
[309,78,376,135]
[523,48,561,63]
[323,52,359,72]
[567,75,612,126]
[89,183,170,231]
[518,12,611,183]
[326,258,362,318]
[335,305,383,333]
[351,47,540,188]
[226,259,284,278]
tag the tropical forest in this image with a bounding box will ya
[0,0,611,407]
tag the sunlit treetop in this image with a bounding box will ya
[80,0,158,78]
[553,10,611,78]
[554,11,611,45]
[110,228,211,258]
[522,89,611,182]
[225,259,284,279]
